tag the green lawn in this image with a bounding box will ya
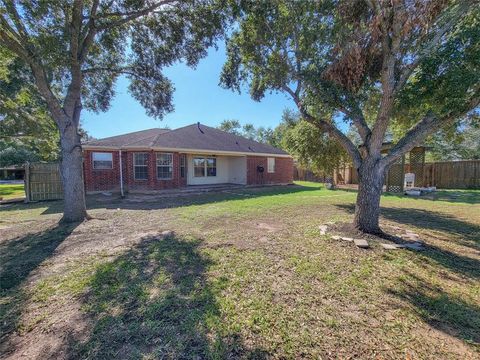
[0,182,479,359]
[0,184,25,200]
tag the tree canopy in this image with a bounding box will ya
[220,0,480,233]
[0,0,227,221]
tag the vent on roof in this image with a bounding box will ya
[197,122,204,134]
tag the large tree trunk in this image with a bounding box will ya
[58,122,88,222]
[353,159,386,234]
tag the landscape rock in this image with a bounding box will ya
[354,239,369,248]
[161,230,175,238]
[319,225,328,235]
[331,235,341,240]
[405,243,425,251]
[341,237,353,242]
[381,243,405,250]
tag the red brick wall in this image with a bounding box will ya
[124,151,186,191]
[83,150,120,192]
[246,156,294,185]
[84,151,292,192]
[84,150,187,193]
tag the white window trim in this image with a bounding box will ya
[133,152,149,181]
[267,157,275,173]
[156,152,174,180]
[193,157,206,177]
[92,152,113,170]
[193,156,217,177]
[180,154,186,178]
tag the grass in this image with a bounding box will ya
[0,182,479,359]
[0,183,25,200]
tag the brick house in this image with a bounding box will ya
[82,123,293,193]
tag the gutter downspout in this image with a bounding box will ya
[119,150,124,197]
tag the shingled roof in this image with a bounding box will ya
[83,123,289,156]
[83,128,171,147]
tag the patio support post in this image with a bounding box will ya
[119,150,124,197]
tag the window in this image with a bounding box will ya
[92,152,113,169]
[180,154,186,178]
[156,153,173,179]
[267,157,275,173]
[206,158,216,176]
[193,158,205,177]
[193,157,217,177]
[134,153,148,180]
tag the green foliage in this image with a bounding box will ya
[0,1,227,120]
[218,119,242,135]
[220,1,480,166]
[280,111,349,175]
[217,119,282,146]
[426,119,480,161]
[394,9,480,132]
[0,146,38,167]
[0,49,60,163]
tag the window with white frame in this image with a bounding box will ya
[206,158,216,176]
[193,157,206,177]
[193,157,216,177]
[180,154,186,178]
[133,153,149,180]
[92,152,113,169]
[156,153,173,179]
[267,157,275,173]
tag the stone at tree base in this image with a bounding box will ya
[405,243,425,251]
[381,243,405,250]
[319,225,328,235]
[341,237,354,242]
[354,239,369,248]
[161,230,175,238]
[331,235,342,240]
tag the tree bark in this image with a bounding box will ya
[58,121,88,223]
[353,159,386,234]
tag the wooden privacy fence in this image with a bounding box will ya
[294,166,332,183]
[25,162,63,202]
[423,160,480,189]
[325,159,480,189]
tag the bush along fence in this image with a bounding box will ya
[24,162,63,202]
[297,159,480,189]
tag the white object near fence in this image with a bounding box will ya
[404,172,415,189]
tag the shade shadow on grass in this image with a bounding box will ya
[61,233,268,359]
[336,204,480,280]
[0,184,322,215]
[337,204,480,246]
[388,272,480,346]
[0,223,77,354]
[383,190,480,205]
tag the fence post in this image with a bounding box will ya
[24,162,30,203]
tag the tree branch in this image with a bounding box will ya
[368,1,402,154]
[394,1,470,95]
[1,1,29,41]
[382,92,480,167]
[79,0,99,62]
[97,0,177,30]
[283,85,362,168]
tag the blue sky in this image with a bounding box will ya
[81,44,296,139]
